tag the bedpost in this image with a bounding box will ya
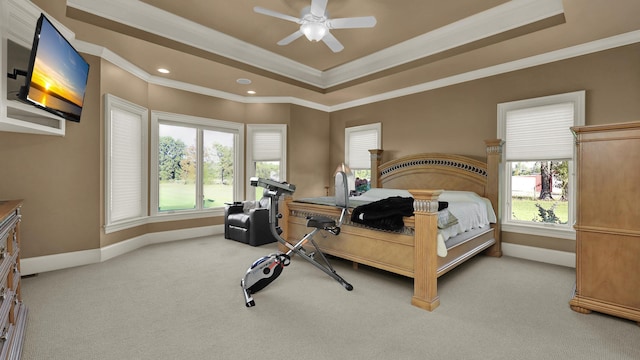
[484,139,504,257]
[278,196,293,253]
[369,149,383,188]
[409,189,442,311]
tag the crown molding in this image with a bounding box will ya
[6,0,76,47]
[75,39,331,112]
[67,0,564,89]
[329,30,640,111]
[76,30,640,113]
[322,0,565,86]
[67,0,323,86]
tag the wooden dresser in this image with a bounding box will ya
[569,122,640,324]
[0,200,27,359]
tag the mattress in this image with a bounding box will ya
[294,189,496,258]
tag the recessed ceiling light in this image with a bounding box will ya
[247,90,256,95]
[157,68,170,74]
[237,78,252,85]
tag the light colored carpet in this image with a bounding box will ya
[20,236,640,360]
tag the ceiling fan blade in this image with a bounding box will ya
[277,30,304,45]
[321,32,344,53]
[254,6,302,24]
[310,0,328,17]
[328,16,377,29]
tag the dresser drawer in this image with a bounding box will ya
[0,213,18,255]
[0,323,15,360]
[0,289,14,325]
[0,231,8,260]
[0,254,12,293]
[0,201,24,359]
[0,289,15,358]
[10,268,19,294]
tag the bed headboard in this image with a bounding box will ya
[369,139,503,207]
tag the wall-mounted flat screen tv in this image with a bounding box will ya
[19,14,90,122]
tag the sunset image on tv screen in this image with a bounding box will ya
[27,16,89,121]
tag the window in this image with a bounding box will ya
[151,112,244,218]
[104,94,148,233]
[345,123,381,192]
[246,124,287,200]
[497,91,585,239]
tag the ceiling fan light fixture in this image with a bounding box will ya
[255,1,376,52]
[301,22,327,41]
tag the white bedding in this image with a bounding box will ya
[352,189,496,257]
[437,191,496,257]
[350,188,412,202]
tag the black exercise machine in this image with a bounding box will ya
[240,172,353,307]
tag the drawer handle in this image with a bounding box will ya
[0,326,8,341]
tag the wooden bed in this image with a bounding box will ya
[280,139,504,311]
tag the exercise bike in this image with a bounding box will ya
[240,172,353,307]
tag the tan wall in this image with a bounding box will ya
[288,105,331,199]
[147,85,247,123]
[0,54,102,258]
[330,43,640,252]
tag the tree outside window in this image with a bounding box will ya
[152,112,243,216]
[509,161,569,224]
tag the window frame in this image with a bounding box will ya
[345,123,381,171]
[150,111,244,220]
[104,94,149,233]
[497,91,585,239]
[246,124,287,201]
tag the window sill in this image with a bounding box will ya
[502,222,576,240]
[104,217,148,234]
[105,208,225,234]
[149,208,225,223]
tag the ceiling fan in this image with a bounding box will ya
[254,0,377,53]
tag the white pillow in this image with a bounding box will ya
[438,190,482,202]
[440,190,497,223]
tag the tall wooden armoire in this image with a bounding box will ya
[569,121,640,324]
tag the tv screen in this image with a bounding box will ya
[20,14,90,122]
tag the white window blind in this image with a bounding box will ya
[505,102,574,161]
[110,108,143,222]
[347,128,379,169]
[246,124,286,199]
[252,130,282,161]
[105,94,148,232]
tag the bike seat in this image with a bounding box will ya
[306,216,336,229]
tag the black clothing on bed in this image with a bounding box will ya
[351,197,450,231]
[351,196,414,231]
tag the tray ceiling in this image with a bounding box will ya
[63,0,640,109]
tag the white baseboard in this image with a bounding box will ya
[20,249,101,276]
[100,225,222,262]
[502,242,576,268]
[21,225,224,276]
[21,228,574,276]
